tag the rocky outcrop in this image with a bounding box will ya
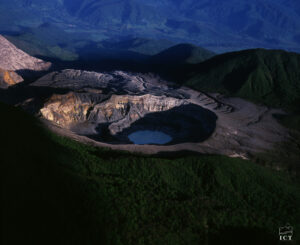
[0,35,51,88]
[40,92,188,135]
[0,68,23,88]
[32,69,188,98]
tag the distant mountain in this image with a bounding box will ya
[3,23,83,61]
[183,49,300,111]
[0,0,300,52]
[0,35,51,88]
[4,26,172,62]
[101,38,175,56]
[149,44,215,65]
[63,0,163,27]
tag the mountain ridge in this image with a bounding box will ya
[1,0,300,52]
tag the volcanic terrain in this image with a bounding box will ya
[0,35,51,88]
[27,69,288,157]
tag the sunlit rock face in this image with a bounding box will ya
[0,35,51,71]
[0,68,23,88]
[39,90,190,138]
[0,35,51,88]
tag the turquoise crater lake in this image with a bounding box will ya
[128,130,172,145]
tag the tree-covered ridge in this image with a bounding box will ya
[185,49,300,112]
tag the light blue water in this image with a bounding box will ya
[128,130,172,145]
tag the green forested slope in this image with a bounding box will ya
[2,103,300,245]
[184,49,300,112]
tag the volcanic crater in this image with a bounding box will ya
[29,69,287,156]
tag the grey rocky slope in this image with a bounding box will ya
[0,35,51,88]
[30,69,288,158]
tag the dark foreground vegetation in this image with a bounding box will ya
[2,102,300,245]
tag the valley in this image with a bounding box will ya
[1,0,300,53]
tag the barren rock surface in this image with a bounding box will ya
[0,35,51,88]
[32,69,288,158]
[0,68,23,88]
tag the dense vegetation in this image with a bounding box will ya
[2,102,300,245]
[183,49,300,112]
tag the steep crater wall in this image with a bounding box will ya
[40,91,216,144]
[112,104,217,144]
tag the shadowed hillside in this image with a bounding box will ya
[149,43,215,65]
[102,38,175,56]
